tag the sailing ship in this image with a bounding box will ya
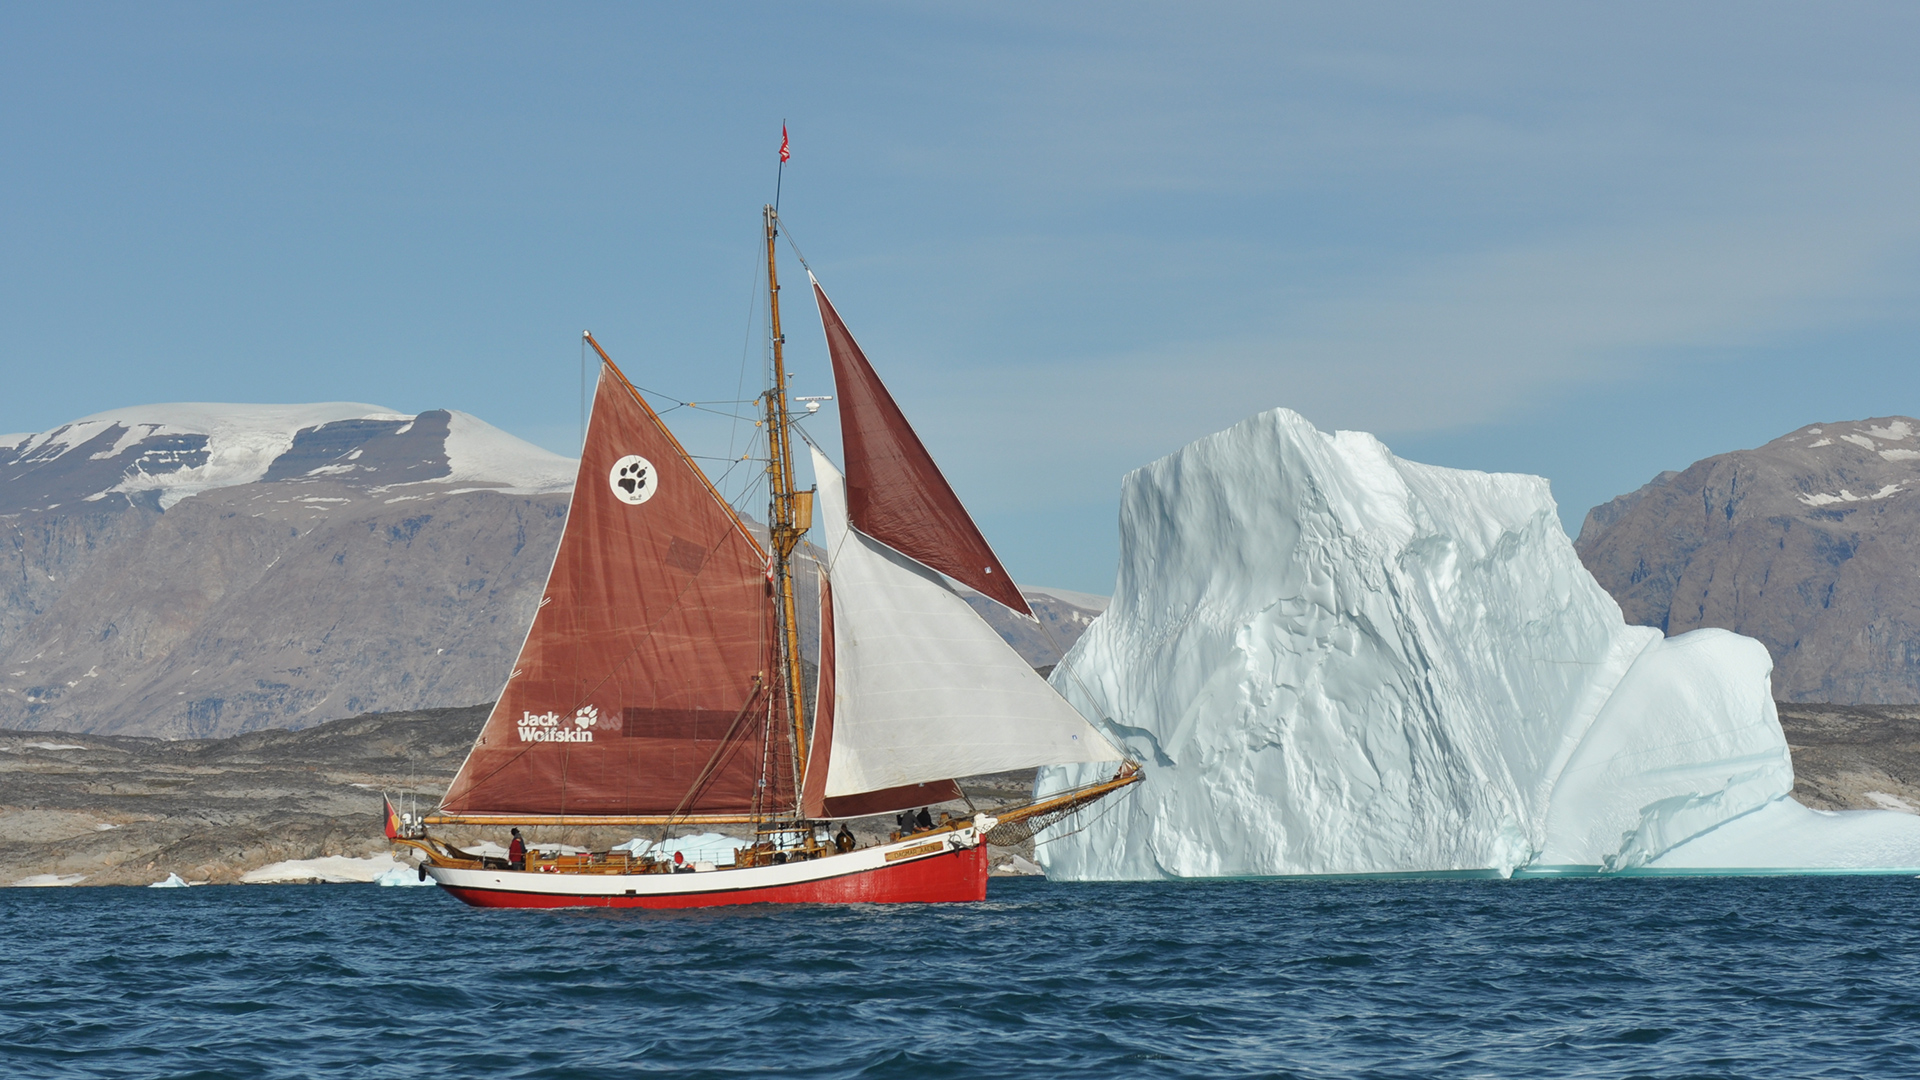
[386,206,1139,908]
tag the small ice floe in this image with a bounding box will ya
[996,854,1044,876]
[148,873,191,888]
[11,874,86,887]
[240,854,410,884]
[614,832,742,866]
[374,863,436,887]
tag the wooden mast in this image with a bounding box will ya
[763,204,812,812]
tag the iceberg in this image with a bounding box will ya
[1037,408,1920,879]
[147,873,191,888]
[996,854,1045,876]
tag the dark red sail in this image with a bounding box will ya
[812,279,1032,617]
[441,360,789,816]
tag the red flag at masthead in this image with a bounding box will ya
[780,124,791,163]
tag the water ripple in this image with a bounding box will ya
[4,877,1920,1077]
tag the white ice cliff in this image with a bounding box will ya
[1036,409,1920,879]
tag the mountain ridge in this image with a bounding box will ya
[0,402,578,737]
[1577,416,1920,704]
[2,402,1105,738]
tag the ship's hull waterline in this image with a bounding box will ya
[426,827,990,909]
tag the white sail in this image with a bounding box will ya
[809,447,1121,799]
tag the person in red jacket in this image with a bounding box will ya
[508,828,527,871]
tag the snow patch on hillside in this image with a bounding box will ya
[1799,485,1903,506]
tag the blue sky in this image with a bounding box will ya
[5,4,1919,594]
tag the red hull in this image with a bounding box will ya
[439,842,989,910]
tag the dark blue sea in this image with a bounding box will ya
[5,876,1918,1078]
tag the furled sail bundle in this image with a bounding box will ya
[439,362,790,818]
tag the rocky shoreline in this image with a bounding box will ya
[1779,702,1920,814]
[6,700,1915,887]
[0,704,1045,887]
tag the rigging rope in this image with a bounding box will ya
[778,217,816,277]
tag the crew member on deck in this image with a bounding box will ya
[915,807,934,831]
[508,828,526,871]
[835,823,856,853]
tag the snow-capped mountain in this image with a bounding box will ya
[0,402,574,515]
[0,402,1102,739]
[0,404,577,739]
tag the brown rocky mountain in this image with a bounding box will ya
[1,403,1105,739]
[1576,417,1920,704]
[3,481,569,738]
[962,585,1109,672]
[0,403,576,738]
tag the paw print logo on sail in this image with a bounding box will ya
[573,704,599,730]
[608,455,658,505]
